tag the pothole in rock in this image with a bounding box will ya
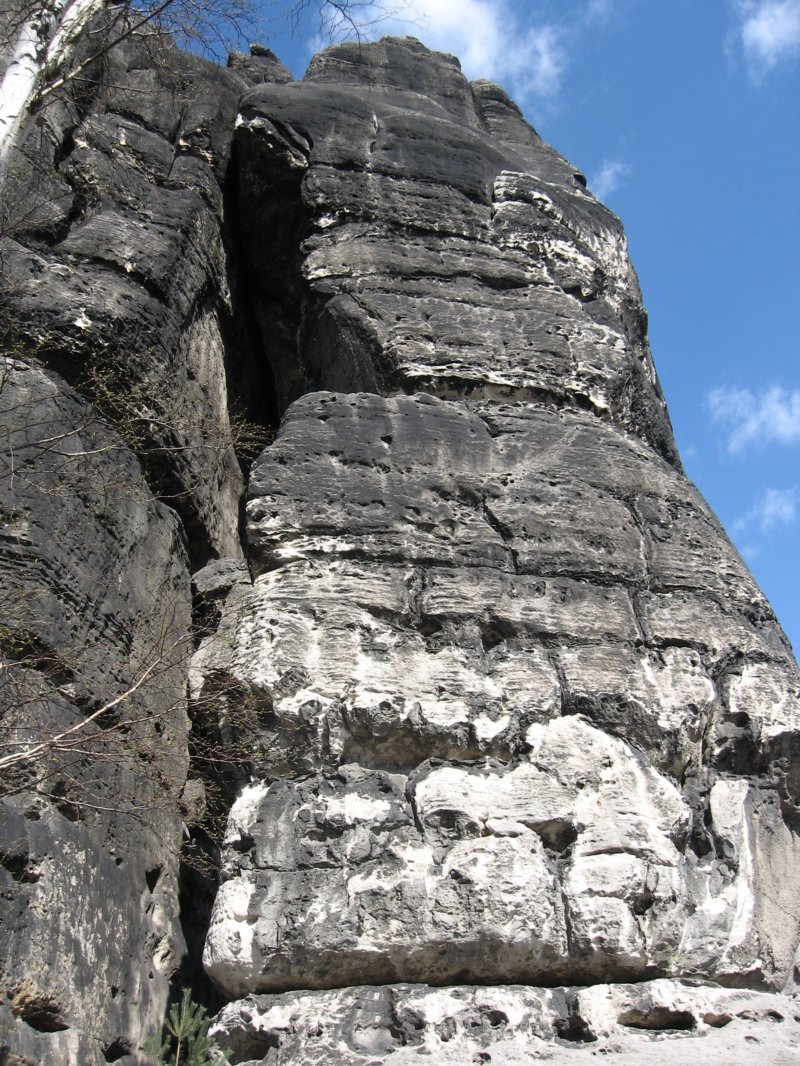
[618,1006,696,1031]
[532,818,579,854]
[10,982,69,1033]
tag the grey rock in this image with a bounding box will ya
[197,35,800,1037]
[209,980,800,1065]
[227,44,294,85]
[192,558,251,600]
[234,37,676,464]
[2,27,799,1066]
[0,33,251,566]
[200,387,799,998]
[0,358,192,1062]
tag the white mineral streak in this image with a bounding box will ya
[204,715,780,996]
[187,41,800,1061]
[198,383,800,998]
[325,791,393,825]
[726,660,800,738]
[223,782,270,847]
[202,878,262,987]
[709,780,754,950]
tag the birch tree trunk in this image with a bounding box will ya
[0,0,101,173]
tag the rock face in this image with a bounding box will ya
[200,391,800,1001]
[1,28,799,1066]
[0,359,191,1064]
[211,981,800,1065]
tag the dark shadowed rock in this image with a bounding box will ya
[0,33,259,566]
[0,358,191,1064]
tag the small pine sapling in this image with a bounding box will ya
[145,988,222,1066]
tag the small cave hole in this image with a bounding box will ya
[483,1009,508,1028]
[230,832,255,854]
[380,434,393,445]
[12,988,69,1033]
[631,888,655,915]
[0,849,38,883]
[56,800,81,822]
[480,617,516,653]
[145,865,162,893]
[481,626,505,652]
[224,1031,281,1064]
[534,819,578,854]
[618,1007,696,1031]
[103,1039,130,1062]
[702,1012,732,1028]
[417,617,443,638]
[554,1009,595,1044]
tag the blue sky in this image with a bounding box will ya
[256,0,800,652]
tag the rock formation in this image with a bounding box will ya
[1,26,799,1066]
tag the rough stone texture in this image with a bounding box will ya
[200,393,800,998]
[0,357,191,1064]
[210,981,800,1065]
[194,35,800,1061]
[2,28,800,1066]
[234,37,677,466]
[0,31,272,565]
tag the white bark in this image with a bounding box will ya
[0,15,45,164]
[45,0,101,71]
[0,0,101,172]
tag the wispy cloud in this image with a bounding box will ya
[317,1,610,108]
[586,0,615,21]
[707,384,800,453]
[732,0,800,77]
[733,486,798,533]
[589,159,630,200]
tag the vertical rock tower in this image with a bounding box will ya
[197,38,800,1064]
[1,30,799,1066]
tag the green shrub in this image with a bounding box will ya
[145,988,222,1066]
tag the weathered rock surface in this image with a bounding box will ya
[200,392,800,998]
[195,35,800,1062]
[210,980,800,1065]
[2,26,799,1066]
[0,358,191,1064]
[0,30,272,565]
[234,37,677,465]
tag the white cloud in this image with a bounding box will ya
[733,486,798,533]
[316,0,593,106]
[589,159,630,200]
[586,0,614,21]
[707,384,800,453]
[734,0,800,76]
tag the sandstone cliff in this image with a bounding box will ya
[1,29,798,1066]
